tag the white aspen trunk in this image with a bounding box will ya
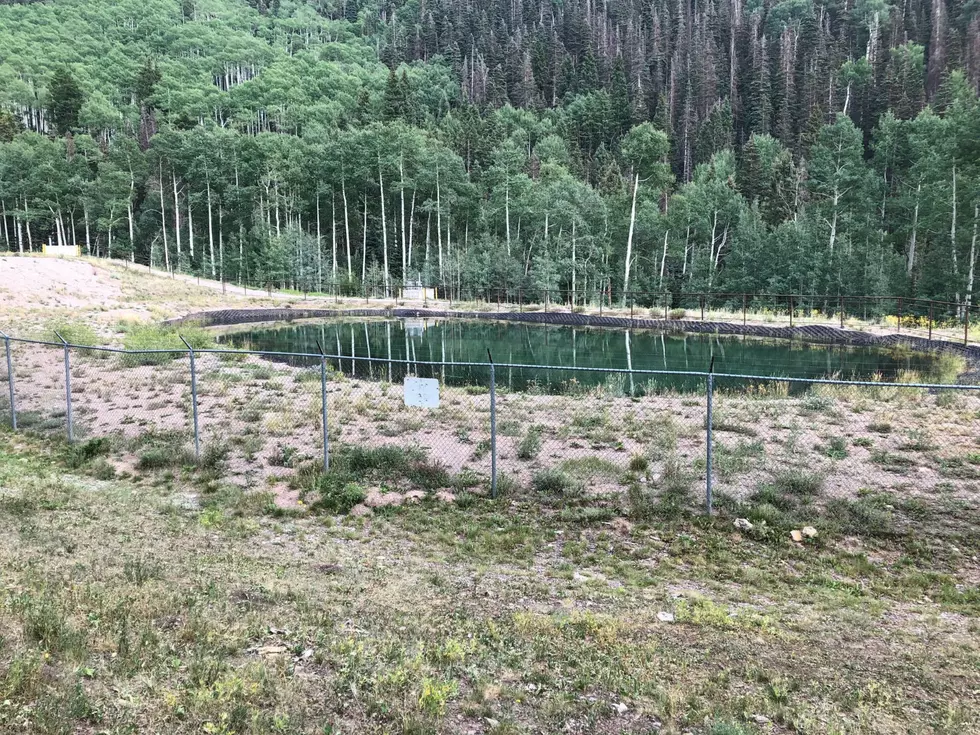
[187,194,194,260]
[908,183,921,275]
[571,219,576,306]
[316,190,323,289]
[172,171,182,260]
[361,195,368,284]
[399,155,407,281]
[436,165,443,282]
[218,206,224,282]
[708,210,719,273]
[425,209,431,274]
[127,198,135,261]
[274,184,281,237]
[107,215,112,257]
[407,190,417,274]
[206,177,216,277]
[83,206,91,255]
[829,192,839,257]
[622,172,639,305]
[842,81,851,116]
[159,162,170,271]
[379,160,390,295]
[659,229,669,289]
[967,202,978,310]
[24,197,32,251]
[341,176,352,280]
[331,193,338,284]
[713,226,728,279]
[504,180,511,257]
[951,165,960,310]
[70,212,77,250]
[0,201,8,251]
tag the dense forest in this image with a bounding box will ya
[0,0,978,306]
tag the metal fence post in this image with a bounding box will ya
[488,350,497,498]
[1,331,15,429]
[321,356,330,471]
[55,332,73,442]
[181,336,200,461]
[705,371,714,515]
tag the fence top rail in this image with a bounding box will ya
[6,336,975,391]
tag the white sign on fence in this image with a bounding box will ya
[404,377,440,408]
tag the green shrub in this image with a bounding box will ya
[134,431,194,470]
[628,454,649,473]
[531,468,581,495]
[516,426,543,460]
[120,324,215,366]
[770,467,823,496]
[668,308,687,320]
[46,319,98,346]
[314,476,366,513]
[65,437,112,468]
[18,595,86,657]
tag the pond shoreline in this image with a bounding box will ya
[168,306,980,380]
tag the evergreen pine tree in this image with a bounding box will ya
[49,66,84,135]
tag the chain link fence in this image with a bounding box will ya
[2,332,978,516]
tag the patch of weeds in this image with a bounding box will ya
[853,436,873,448]
[313,476,367,514]
[64,437,112,468]
[936,457,980,480]
[708,723,751,735]
[675,596,775,632]
[472,438,491,460]
[935,390,960,409]
[46,318,99,346]
[559,455,621,483]
[822,436,848,459]
[770,467,823,496]
[418,677,458,716]
[897,429,937,451]
[123,557,162,586]
[17,594,87,657]
[628,454,649,473]
[132,430,194,471]
[492,473,521,497]
[198,440,229,471]
[870,449,915,473]
[826,496,900,538]
[557,505,617,524]
[120,324,215,366]
[800,395,835,413]
[88,458,116,480]
[268,443,297,467]
[628,456,694,520]
[531,468,582,496]
[309,444,450,513]
[451,469,483,492]
[714,439,765,479]
[516,425,543,460]
[707,412,759,436]
[867,420,892,434]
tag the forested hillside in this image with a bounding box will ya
[0,0,978,305]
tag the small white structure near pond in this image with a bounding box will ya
[42,244,81,258]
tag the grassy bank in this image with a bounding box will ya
[1,429,978,734]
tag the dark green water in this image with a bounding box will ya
[218,318,941,393]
